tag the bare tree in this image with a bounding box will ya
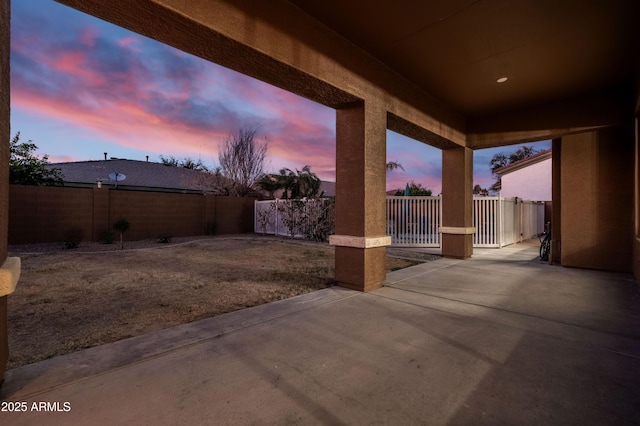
[218,127,269,196]
[184,166,230,195]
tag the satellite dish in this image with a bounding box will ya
[108,172,126,188]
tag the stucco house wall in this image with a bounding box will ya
[500,157,552,201]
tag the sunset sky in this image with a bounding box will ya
[10,0,550,194]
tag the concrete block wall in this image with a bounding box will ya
[9,186,94,244]
[213,196,256,235]
[8,186,255,245]
[107,190,208,241]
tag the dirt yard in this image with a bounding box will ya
[7,236,429,369]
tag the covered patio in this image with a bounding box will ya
[1,0,639,409]
[2,244,639,424]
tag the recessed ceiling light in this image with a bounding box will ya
[497,77,508,83]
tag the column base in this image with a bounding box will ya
[334,246,387,292]
[442,233,473,259]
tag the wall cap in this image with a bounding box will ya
[329,235,391,248]
[440,227,476,235]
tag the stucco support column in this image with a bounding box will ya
[441,147,474,258]
[0,0,11,385]
[330,101,390,291]
[551,138,562,264]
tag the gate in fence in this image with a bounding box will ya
[472,197,544,247]
[255,196,544,248]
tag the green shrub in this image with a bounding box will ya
[206,220,217,235]
[278,199,305,239]
[158,233,172,244]
[113,218,130,250]
[304,198,335,242]
[63,228,83,249]
[100,229,114,244]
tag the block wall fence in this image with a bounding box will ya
[8,185,255,245]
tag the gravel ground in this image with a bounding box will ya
[386,247,442,262]
[8,235,235,254]
[7,235,427,369]
[9,235,444,262]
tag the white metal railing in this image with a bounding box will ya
[255,196,544,249]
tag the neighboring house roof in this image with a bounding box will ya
[47,159,214,193]
[494,149,552,176]
[48,159,336,196]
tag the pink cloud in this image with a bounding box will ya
[386,172,442,195]
[79,26,99,47]
[267,124,335,174]
[118,37,141,51]
[12,83,221,161]
[50,51,108,86]
[11,7,339,181]
[49,154,78,163]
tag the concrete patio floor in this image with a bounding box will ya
[1,244,639,425]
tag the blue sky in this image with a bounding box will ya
[10,0,550,194]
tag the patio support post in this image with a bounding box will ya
[441,146,474,258]
[330,101,390,291]
[551,138,562,264]
[0,0,10,385]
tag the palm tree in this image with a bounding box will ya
[264,166,322,199]
[489,146,538,193]
[276,168,297,199]
[509,146,537,163]
[490,153,508,174]
[386,161,405,172]
[256,173,281,199]
[294,165,321,198]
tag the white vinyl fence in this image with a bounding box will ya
[255,196,545,248]
[472,197,545,247]
[386,196,441,247]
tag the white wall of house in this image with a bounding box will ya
[500,157,552,201]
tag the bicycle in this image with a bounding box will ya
[538,222,551,261]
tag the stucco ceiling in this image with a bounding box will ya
[288,0,640,118]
